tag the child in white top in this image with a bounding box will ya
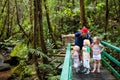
[91,36,104,73]
[82,39,91,74]
[72,46,80,73]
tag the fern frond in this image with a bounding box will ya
[29,48,49,59]
[10,43,28,59]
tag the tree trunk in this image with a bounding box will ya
[1,0,7,14]
[72,0,75,7]
[29,0,33,26]
[33,0,49,79]
[6,0,10,38]
[119,0,120,22]
[105,0,109,39]
[79,0,87,27]
[43,0,58,48]
[33,0,42,79]
[0,16,7,41]
[0,0,7,41]
[38,0,49,79]
[15,0,29,38]
[60,0,63,31]
[38,0,48,63]
[29,0,34,44]
[67,0,70,2]
[33,0,38,49]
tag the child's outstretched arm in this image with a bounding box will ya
[61,34,75,38]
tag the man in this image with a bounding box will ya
[62,27,92,62]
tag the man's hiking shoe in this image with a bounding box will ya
[81,69,87,73]
[76,69,82,74]
[84,70,90,74]
[75,69,80,73]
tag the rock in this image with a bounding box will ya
[0,54,11,71]
[0,63,11,71]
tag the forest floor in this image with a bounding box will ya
[0,70,11,80]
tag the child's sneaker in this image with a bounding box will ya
[75,68,80,73]
[75,69,81,74]
[84,70,90,74]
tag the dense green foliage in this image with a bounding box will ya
[0,0,120,80]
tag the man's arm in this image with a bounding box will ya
[61,34,75,38]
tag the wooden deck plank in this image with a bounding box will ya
[72,66,116,80]
[71,45,116,80]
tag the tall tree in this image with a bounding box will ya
[67,0,70,2]
[33,0,42,79]
[0,0,7,15]
[0,0,7,41]
[33,0,48,79]
[38,0,47,56]
[72,0,75,7]
[105,0,109,39]
[43,0,58,48]
[6,0,10,38]
[15,0,29,38]
[79,0,87,27]
[29,0,33,26]
[29,0,34,44]
[118,0,120,22]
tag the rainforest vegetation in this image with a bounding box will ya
[0,0,120,80]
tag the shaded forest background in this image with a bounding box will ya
[0,0,120,80]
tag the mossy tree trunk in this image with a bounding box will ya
[72,0,75,7]
[33,0,42,79]
[15,0,29,39]
[79,0,87,27]
[44,0,58,48]
[33,0,48,79]
[105,0,109,39]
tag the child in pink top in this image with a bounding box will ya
[91,36,104,73]
[72,46,80,73]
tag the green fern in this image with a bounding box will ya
[29,48,49,59]
[48,75,60,80]
[11,60,36,80]
[10,43,28,59]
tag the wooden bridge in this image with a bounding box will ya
[60,39,120,80]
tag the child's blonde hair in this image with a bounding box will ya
[83,39,90,46]
[73,46,80,51]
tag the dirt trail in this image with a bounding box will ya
[0,70,11,80]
